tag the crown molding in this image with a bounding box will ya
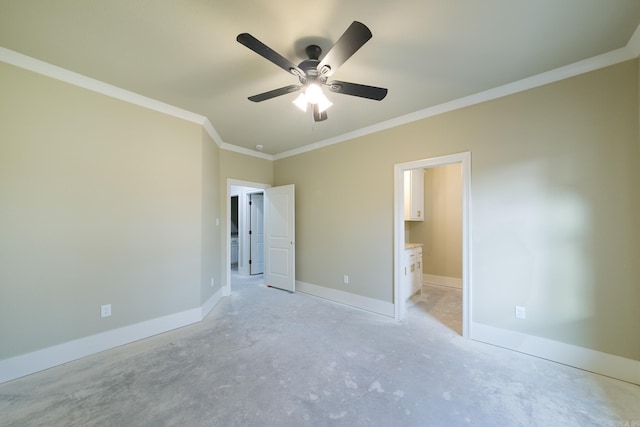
[0,47,210,125]
[0,47,276,161]
[4,21,640,163]
[219,142,274,161]
[627,22,640,57]
[201,118,224,146]
[274,30,640,160]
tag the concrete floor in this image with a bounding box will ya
[1,274,639,426]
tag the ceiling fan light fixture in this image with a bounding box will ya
[293,93,308,112]
[238,21,387,122]
[304,84,323,103]
[292,84,333,113]
[316,92,333,113]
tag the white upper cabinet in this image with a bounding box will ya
[404,169,424,221]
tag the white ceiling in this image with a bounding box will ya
[1,1,639,156]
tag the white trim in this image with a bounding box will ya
[394,166,406,320]
[296,280,394,318]
[201,119,225,147]
[220,142,274,161]
[0,48,273,162]
[274,44,638,160]
[201,286,224,319]
[627,22,640,58]
[394,152,472,339]
[0,47,227,151]
[471,322,640,385]
[0,287,226,384]
[0,48,204,125]
[0,300,227,384]
[4,21,640,163]
[201,121,222,149]
[423,274,462,289]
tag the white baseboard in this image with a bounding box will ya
[471,322,640,385]
[0,293,226,384]
[423,274,462,289]
[201,286,224,318]
[296,281,394,318]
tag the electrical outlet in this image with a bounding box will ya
[343,275,349,284]
[515,305,526,320]
[101,304,112,318]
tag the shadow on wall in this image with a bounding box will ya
[474,155,637,361]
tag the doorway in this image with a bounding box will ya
[226,180,270,295]
[229,186,265,277]
[230,195,239,271]
[225,179,297,296]
[394,152,471,338]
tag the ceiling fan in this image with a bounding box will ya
[237,21,388,122]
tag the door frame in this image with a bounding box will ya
[393,151,472,338]
[225,179,270,296]
[248,191,264,275]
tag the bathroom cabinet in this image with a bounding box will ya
[404,169,424,221]
[403,243,423,300]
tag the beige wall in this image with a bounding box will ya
[2,54,638,366]
[409,164,462,279]
[275,142,396,302]
[219,150,273,185]
[218,149,273,277]
[275,59,640,360]
[0,62,220,359]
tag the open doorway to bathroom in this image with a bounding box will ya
[407,164,463,334]
[394,152,471,337]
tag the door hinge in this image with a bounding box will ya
[249,259,252,265]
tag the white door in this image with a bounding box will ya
[264,185,295,292]
[249,193,264,275]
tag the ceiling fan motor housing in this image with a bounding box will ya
[295,45,325,85]
[305,44,322,60]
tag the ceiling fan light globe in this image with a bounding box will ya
[293,93,308,112]
[305,84,323,104]
[317,94,333,113]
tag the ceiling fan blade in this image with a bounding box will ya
[313,104,328,122]
[317,21,372,77]
[326,80,388,101]
[248,85,301,102]
[237,33,304,77]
